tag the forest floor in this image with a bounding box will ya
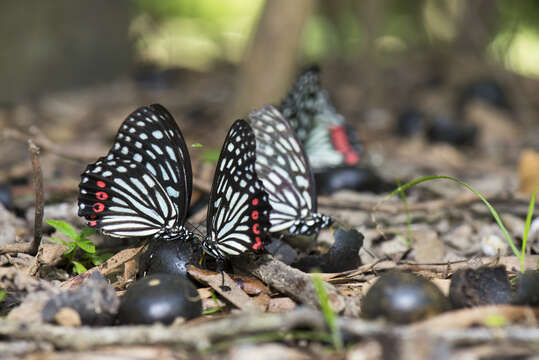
[0,58,538,359]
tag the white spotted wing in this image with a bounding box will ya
[204,120,271,259]
[78,104,192,238]
[280,66,361,169]
[250,105,332,236]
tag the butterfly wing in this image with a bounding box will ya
[280,66,361,168]
[205,120,271,258]
[78,104,192,238]
[249,105,318,233]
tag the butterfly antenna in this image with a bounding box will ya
[187,221,205,239]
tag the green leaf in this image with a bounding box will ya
[521,186,537,272]
[46,220,77,239]
[63,242,77,256]
[312,273,343,350]
[90,252,113,266]
[76,238,96,254]
[191,142,204,148]
[0,290,6,303]
[72,261,87,275]
[79,227,97,239]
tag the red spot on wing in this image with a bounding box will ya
[330,126,360,166]
[96,180,106,188]
[90,214,97,219]
[252,236,263,250]
[96,191,108,200]
[251,210,259,220]
[251,198,259,206]
[89,221,97,227]
[252,223,260,234]
[93,203,105,213]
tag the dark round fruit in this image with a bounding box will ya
[459,79,510,111]
[138,238,201,278]
[0,183,14,210]
[396,109,425,137]
[315,166,384,195]
[362,271,450,324]
[426,115,477,146]
[291,228,363,272]
[511,270,539,306]
[449,266,511,308]
[118,274,202,325]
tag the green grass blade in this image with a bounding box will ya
[203,292,223,315]
[396,178,413,248]
[312,274,343,351]
[0,290,6,303]
[521,186,537,272]
[388,175,521,259]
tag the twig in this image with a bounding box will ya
[1,307,538,352]
[29,141,44,256]
[3,128,96,162]
[319,191,525,214]
[0,141,44,256]
[60,245,145,289]
[232,254,361,317]
[331,255,539,282]
[0,307,327,350]
[187,266,266,312]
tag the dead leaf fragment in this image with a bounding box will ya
[518,148,539,195]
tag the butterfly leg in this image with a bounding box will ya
[216,258,231,292]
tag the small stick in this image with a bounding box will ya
[0,141,44,255]
[233,254,361,316]
[29,140,44,255]
[3,128,96,162]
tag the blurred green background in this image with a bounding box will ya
[1,0,539,103]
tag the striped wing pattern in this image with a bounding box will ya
[280,66,361,169]
[249,105,331,236]
[78,104,192,239]
[204,120,271,259]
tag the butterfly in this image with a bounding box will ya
[78,104,193,241]
[280,66,361,170]
[249,105,331,237]
[202,119,272,260]
[78,104,270,261]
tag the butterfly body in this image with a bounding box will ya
[249,105,332,241]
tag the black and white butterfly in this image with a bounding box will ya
[202,120,272,260]
[78,104,193,241]
[249,105,331,237]
[280,66,361,170]
[78,104,270,261]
